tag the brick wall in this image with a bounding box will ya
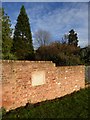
[1,60,85,111]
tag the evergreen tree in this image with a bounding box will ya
[68,29,78,47]
[13,5,34,60]
[2,8,13,59]
[0,8,2,59]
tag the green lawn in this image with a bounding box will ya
[2,87,89,119]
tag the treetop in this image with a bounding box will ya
[20,5,26,15]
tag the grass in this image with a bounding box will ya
[2,87,89,119]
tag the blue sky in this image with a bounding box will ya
[2,2,88,48]
[2,0,90,2]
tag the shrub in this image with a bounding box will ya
[35,42,83,66]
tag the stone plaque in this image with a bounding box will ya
[32,71,45,86]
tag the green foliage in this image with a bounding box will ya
[35,42,82,66]
[2,87,89,119]
[0,8,2,59]
[2,6,89,64]
[68,29,78,47]
[13,5,34,60]
[2,8,13,59]
[2,53,17,60]
[0,107,6,118]
[80,46,90,65]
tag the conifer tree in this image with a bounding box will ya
[0,8,2,59]
[13,5,34,60]
[2,8,13,59]
[68,29,78,47]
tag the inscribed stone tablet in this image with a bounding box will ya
[32,71,45,86]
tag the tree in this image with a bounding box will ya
[61,34,68,44]
[34,29,51,47]
[35,42,82,66]
[68,29,78,47]
[13,5,34,60]
[80,45,90,65]
[0,8,2,59]
[2,8,13,59]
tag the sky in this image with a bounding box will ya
[2,0,90,2]
[2,2,89,48]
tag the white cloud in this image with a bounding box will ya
[4,2,88,48]
[26,2,88,47]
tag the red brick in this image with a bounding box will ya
[1,60,85,111]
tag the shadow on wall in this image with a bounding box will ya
[85,66,90,83]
